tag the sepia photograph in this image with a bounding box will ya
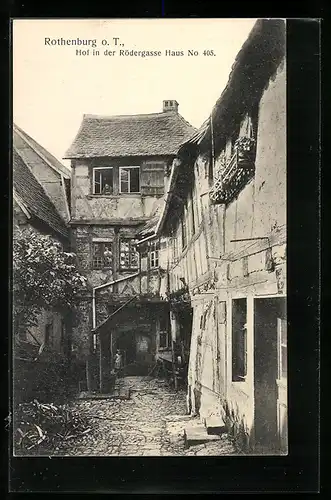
[12,18,287,458]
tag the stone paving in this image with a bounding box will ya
[54,376,237,456]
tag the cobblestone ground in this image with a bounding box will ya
[54,376,237,456]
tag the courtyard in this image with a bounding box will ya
[54,376,237,457]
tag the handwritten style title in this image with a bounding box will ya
[44,37,124,48]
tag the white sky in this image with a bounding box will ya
[13,18,257,167]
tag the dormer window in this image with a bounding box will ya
[93,167,113,195]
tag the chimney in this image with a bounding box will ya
[163,100,179,113]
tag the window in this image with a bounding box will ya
[119,166,140,193]
[190,200,196,236]
[181,216,187,250]
[92,242,113,270]
[45,322,53,347]
[60,319,65,347]
[278,318,287,378]
[93,167,114,195]
[120,239,139,270]
[159,315,169,349]
[149,240,160,269]
[232,298,247,381]
[159,330,170,349]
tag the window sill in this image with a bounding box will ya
[92,267,113,272]
[88,194,141,199]
[232,376,247,383]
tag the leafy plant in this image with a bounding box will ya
[13,229,87,338]
[14,399,91,455]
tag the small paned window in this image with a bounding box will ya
[149,240,160,269]
[92,242,113,270]
[120,239,139,270]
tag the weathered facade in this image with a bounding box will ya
[139,19,287,454]
[13,130,71,360]
[64,101,196,391]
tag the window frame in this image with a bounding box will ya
[277,317,287,380]
[92,241,114,270]
[45,322,53,347]
[158,315,170,350]
[189,198,196,236]
[149,240,160,269]
[231,298,248,382]
[181,210,188,250]
[119,166,141,194]
[92,166,114,195]
[119,238,139,271]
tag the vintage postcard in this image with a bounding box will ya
[12,18,287,458]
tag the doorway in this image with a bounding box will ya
[254,297,286,452]
[115,331,136,367]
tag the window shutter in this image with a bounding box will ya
[140,162,165,195]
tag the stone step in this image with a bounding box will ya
[77,388,130,400]
[184,424,220,448]
[164,414,194,422]
[204,416,227,435]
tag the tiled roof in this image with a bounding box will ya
[64,111,197,158]
[13,148,69,239]
[13,124,71,178]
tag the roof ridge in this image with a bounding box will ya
[176,112,198,132]
[83,110,180,120]
[65,109,197,159]
[13,124,71,178]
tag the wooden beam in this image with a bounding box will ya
[69,219,148,226]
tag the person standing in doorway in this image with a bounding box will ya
[114,349,124,378]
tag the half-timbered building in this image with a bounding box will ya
[64,101,196,391]
[138,19,287,454]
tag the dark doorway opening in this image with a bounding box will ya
[115,331,136,366]
[254,297,286,453]
[177,307,193,387]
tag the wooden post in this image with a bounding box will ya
[171,339,178,391]
[99,333,105,393]
[86,356,92,392]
